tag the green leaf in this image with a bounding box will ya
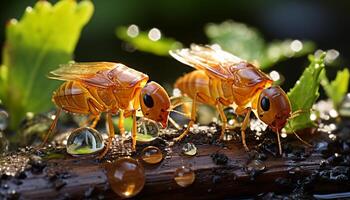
[116,26,182,56]
[321,68,349,107]
[0,0,94,129]
[205,20,315,70]
[285,53,326,132]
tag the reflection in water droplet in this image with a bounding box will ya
[141,146,163,164]
[0,110,8,131]
[0,132,9,153]
[174,166,195,187]
[137,119,159,142]
[66,127,104,156]
[106,157,145,198]
[182,143,197,156]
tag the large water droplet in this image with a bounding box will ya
[174,166,195,187]
[106,157,145,198]
[66,127,104,156]
[0,110,9,131]
[136,119,159,142]
[182,143,197,156]
[141,146,163,164]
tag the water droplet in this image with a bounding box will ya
[269,70,280,82]
[66,127,104,156]
[141,146,163,164]
[290,40,303,52]
[223,107,237,122]
[246,160,266,172]
[106,157,145,198]
[127,24,139,38]
[182,143,197,156]
[137,119,159,142]
[148,28,161,41]
[0,110,8,131]
[174,166,195,187]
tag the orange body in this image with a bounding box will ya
[170,44,292,154]
[52,64,148,115]
[46,62,170,156]
[175,63,272,113]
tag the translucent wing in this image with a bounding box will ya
[49,62,117,81]
[169,44,243,80]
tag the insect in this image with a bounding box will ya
[42,62,170,158]
[170,44,294,154]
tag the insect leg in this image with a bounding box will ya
[216,101,227,140]
[241,108,251,151]
[173,93,198,141]
[276,130,282,155]
[89,114,100,129]
[118,110,125,137]
[131,110,137,151]
[98,112,115,159]
[36,108,62,149]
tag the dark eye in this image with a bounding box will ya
[261,96,270,111]
[143,94,154,108]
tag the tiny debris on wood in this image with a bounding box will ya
[0,115,350,199]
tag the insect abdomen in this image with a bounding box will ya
[52,81,105,115]
[174,70,232,105]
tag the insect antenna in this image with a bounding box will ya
[287,120,313,147]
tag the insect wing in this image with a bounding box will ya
[170,44,243,80]
[49,62,119,88]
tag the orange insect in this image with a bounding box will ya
[43,62,170,158]
[170,44,293,154]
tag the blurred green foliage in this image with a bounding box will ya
[116,26,182,56]
[205,20,316,70]
[321,68,349,108]
[285,53,326,132]
[0,0,93,129]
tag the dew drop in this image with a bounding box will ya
[66,127,104,156]
[106,157,145,198]
[127,24,139,38]
[141,146,163,164]
[174,166,195,187]
[223,107,237,122]
[182,143,197,156]
[148,28,161,41]
[136,119,159,142]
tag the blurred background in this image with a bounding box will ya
[1,0,349,92]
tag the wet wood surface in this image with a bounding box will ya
[2,135,350,200]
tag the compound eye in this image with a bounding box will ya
[143,94,154,108]
[261,96,270,111]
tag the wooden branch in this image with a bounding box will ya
[1,129,350,199]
